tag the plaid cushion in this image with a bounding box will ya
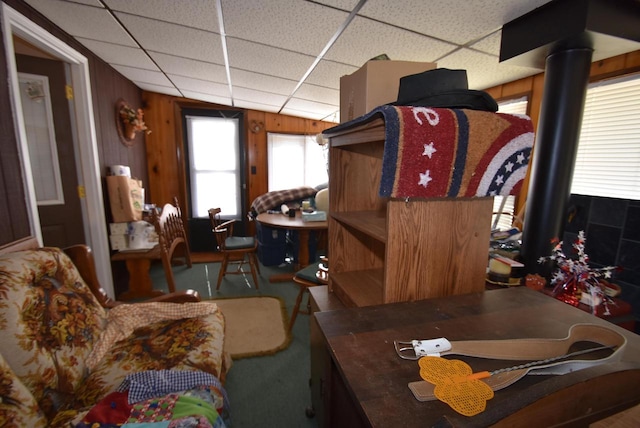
[250,186,317,214]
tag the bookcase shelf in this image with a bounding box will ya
[326,117,492,307]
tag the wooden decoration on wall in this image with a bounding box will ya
[116,98,149,147]
[250,120,264,133]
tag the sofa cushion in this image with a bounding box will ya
[0,351,48,427]
[0,247,107,421]
[75,309,229,409]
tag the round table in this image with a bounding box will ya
[256,211,328,282]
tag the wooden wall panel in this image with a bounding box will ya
[142,91,335,232]
[1,0,639,253]
[0,0,144,292]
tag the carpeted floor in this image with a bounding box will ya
[147,254,319,428]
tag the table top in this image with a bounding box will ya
[256,210,328,230]
[315,287,640,427]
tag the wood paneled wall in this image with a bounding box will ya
[142,91,335,226]
[0,0,146,248]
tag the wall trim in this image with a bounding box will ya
[1,3,114,297]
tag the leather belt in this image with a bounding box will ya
[402,324,627,402]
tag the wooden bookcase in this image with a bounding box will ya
[325,117,493,307]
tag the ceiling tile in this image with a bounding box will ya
[323,15,455,66]
[233,87,288,107]
[234,99,280,113]
[168,75,230,97]
[226,38,314,81]
[75,38,159,69]
[180,90,232,106]
[149,53,228,84]
[281,101,339,121]
[221,0,348,56]
[285,97,339,114]
[135,82,182,97]
[294,84,340,106]
[470,32,502,56]
[357,0,553,45]
[304,59,358,89]
[104,0,219,32]
[115,13,224,63]
[111,64,173,87]
[230,69,297,96]
[24,0,136,46]
[436,48,541,90]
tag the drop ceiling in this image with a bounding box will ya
[20,0,638,123]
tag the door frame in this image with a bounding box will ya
[1,4,114,297]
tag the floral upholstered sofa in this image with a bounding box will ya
[0,242,231,427]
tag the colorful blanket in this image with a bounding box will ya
[75,370,229,427]
[326,105,534,199]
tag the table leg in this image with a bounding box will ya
[119,259,165,300]
[268,230,312,283]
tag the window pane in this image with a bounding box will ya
[268,133,328,191]
[186,115,241,217]
[571,74,640,200]
[19,73,64,205]
[188,117,238,171]
[192,172,238,218]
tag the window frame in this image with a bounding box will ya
[181,108,247,221]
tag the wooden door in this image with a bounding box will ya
[16,54,85,247]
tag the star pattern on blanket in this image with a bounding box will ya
[486,146,531,196]
[422,142,437,158]
[419,170,433,188]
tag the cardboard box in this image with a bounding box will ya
[109,222,132,235]
[340,60,437,123]
[106,175,144,223]
[109,234,129,251]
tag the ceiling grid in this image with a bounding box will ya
[22,0,639,122]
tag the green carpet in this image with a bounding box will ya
[148,257,319,428]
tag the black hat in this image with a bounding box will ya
[394,68,498,112]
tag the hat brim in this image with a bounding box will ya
[394,89,498,112]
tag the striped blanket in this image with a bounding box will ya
[326,105,534,199]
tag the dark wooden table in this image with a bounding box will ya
[256,211,327,282]
[313,287,640,427]
[111,246,164,300]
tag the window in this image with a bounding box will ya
[492,96,529,230]
[185,113,242,218]
[267,133,328,191]
[571,74,640,200]
[18,73,64,205]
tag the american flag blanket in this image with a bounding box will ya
[326,105,534,199]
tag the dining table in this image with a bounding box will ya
[255,210,328,282]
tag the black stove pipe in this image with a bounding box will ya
[520,46,593,275]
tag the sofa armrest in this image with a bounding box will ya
[64,244,119,308]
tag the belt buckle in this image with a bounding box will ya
[394,338,452,360]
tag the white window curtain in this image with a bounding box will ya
[267,133,328,191]
[571,74,640,200]
[492,96,529,230]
